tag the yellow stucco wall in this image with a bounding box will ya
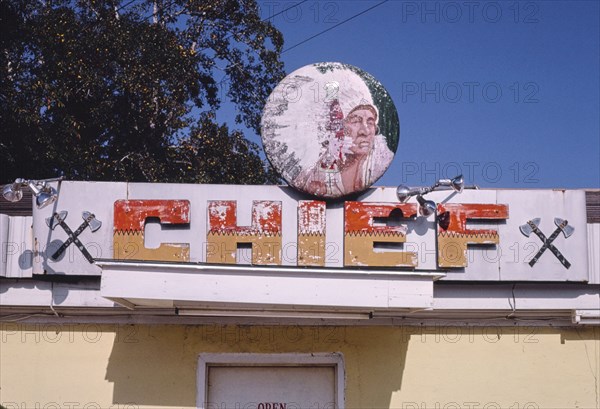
[1,324,598,409]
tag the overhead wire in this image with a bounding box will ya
[281,0,389,54]
[218,0,390,99]
[54,0,391,132]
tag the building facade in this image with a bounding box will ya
[1,182,599,409]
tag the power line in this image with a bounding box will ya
[195,0,309,54]
[114,0,140,15]
[217,0,389,89]
[281,0,389,54]
[213,0,310,94]
[265,0,310,22]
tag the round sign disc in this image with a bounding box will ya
[261,62,399,199]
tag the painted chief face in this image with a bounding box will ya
[344,107,377,156]
[261,62,399,199]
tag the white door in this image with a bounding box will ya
[198,353,344,409]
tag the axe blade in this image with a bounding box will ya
[82,211,102,232]
[46,211,68,230]
[554,218,575,238]
[519,217,541,237]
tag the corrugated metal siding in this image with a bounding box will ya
[0,190,33,216]
[586,191,600,223]
[588,223,600,284]
[0,214,33,278]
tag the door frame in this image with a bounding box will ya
[197,352,345,409]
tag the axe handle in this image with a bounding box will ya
[51,220,95,263]
[72,219,90,237]
[51,238,73,260]
[540,224,571,269]
[529,222,547,242]
[530,225,562,265]
[529,250,543,267]
[528,225,571,269]
[546,225,563,244]
[51,219,77,260]
[547,244,571,269]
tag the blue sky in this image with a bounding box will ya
[220,0,600,189]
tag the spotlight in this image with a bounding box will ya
[396,185,421,203]
[437,174,464,193]
[2,179,25,202]
[29,181,58,209]
[396,175,472,202]
[416,195,436,217]
[2,177,63,209]
[396,175,474,217]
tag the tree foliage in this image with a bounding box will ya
[0,0,284,184]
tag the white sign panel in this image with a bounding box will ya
[30,181,590,282]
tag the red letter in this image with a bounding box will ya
[207,201,282,265]
[113,200,190,261]
[344,202,418,267]
[437,203,509,267]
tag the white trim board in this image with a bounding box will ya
[99,261,441,311]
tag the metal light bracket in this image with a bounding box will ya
[397,175,474,217]
[2,176,64,209]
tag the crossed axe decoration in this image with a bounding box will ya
[519,217,574,269]
[46,211,102,263]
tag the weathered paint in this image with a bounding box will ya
[344,202,418,267]
[113,200,190,261]
[297,201,326,266]
[206,201,282,265]
[29,182,590,280]
[261,63,398,198]
[437,203,509,268]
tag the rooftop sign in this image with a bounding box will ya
[28,182,591,283]
[261,63,399,198]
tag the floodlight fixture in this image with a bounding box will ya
[396,175,475,217]
[2,177,63,209]
[416,195,436,217]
